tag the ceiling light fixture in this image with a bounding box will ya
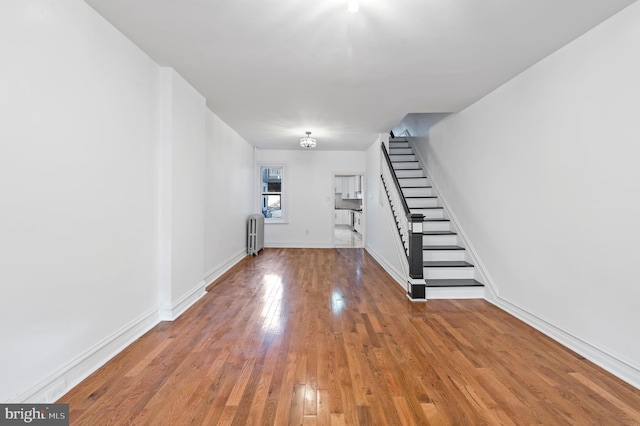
[348,1,359,13]
[299,131,317,148]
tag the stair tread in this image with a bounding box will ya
[422,245,465,250]
[426,279,484,287]
[423,218,449,222]
[423,261,474,267]
[406,196,437,199]
[410,207,443,210]
[423,231,456,235]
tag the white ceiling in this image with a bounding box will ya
[84,0,636,151]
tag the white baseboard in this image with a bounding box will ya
[407,294,428,303]
[265,242,334,248]
[488,296,640,390]
[160,281,206,321]
[203,249,247,286]
[12,307,160,403]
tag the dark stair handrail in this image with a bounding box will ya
[381,142,411,217]
[380,141,425,289]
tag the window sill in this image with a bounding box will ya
[265,219,288,224]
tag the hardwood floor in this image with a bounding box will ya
[60,248,640,425]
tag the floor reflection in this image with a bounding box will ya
[331,290,344,315]
[261,274,283,334]
[334,225,363,248]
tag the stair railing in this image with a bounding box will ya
[380,142,426,299]
[381,144,410,253]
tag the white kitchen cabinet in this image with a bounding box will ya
[340,176,363,199]
[334,177,343,193]
[342,176,356,199]
[341,177,349,199]
[334,209,350,225]
[354,211,362,233]
[355,176,362,198]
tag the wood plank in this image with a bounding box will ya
[58,248,640,425]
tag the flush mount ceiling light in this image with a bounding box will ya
[348,1,360,13]
[299,131,317,148]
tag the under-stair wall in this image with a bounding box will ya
[365,135,413,284]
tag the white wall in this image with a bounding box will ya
[422,2,640,386]
[364,137,410,288]
[0,0,247,403]
[203,110,254,283]
[392,113,450,140]
[158,69,206,320]
[255,149,366,247]
[0,0,161,402]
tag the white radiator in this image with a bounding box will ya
[247,214,264,255]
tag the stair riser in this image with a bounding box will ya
[395,169,425,178]
[393,162,421,170]
[390,154,416,162]
[389,148,413,155]
[402,187,434,197]
[423,250,466,262]
[410,208,443,217]
[423,234,458,246]
[390,138,409,143]
[392,208,445,221]
[399,177,429,187]
[406,198,438,208]
[425,286,484,299]
[417,209,444,219]
[389,144,410,150]
[423,221,451,232]
[424,268,475,280]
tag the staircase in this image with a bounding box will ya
[387,136,484,296]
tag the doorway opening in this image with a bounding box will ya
[333,173,365,248]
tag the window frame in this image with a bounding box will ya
[258,164,287,224]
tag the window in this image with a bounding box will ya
[260,165,285,222]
